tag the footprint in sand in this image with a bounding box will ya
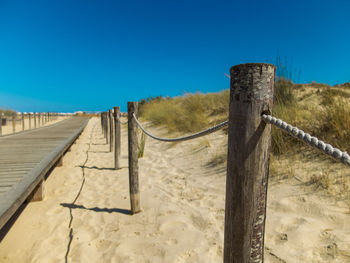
[94,239,114,251]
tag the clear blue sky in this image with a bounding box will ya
[1,0,349,112]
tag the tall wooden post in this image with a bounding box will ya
[12,115,16,133]
[29,113,32,129]
[109,109,113,152]
[22,113,25,130]
[114,106,121,169]
[128,102,140,214]
[34,113,37,128]
[102,113,105,136]
[101,112,106,138]
[0,111,2,136]
[105,112,109,144]
[100,113,104,134]
[224,63,275,263]
[38,113,41,127]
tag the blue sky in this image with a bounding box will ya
[0,0,349,112]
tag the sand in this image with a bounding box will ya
[0,117,349,262]
[0,116,69,136]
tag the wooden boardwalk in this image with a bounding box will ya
[0,117,89,230]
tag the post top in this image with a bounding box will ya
[230,63,275,73]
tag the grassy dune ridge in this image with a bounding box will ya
[139,79,350,156]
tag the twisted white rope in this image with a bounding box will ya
[132,113,228,142]
[262,114,350,167]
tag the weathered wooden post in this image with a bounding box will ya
[128,102,140,214]
[29,113,32,129]
[0,111,2,136]
[223,63,275,263]
[114,106,121,169]
[101,112,105,136]
[39,113,41,127]
[109,109,113,152]
[22,113,25,130]
[101,112,105,137]
[104,112,109,144]
[100,112,104,134]
[12,114,16,133]
[34,113,37,128]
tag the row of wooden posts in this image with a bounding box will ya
[0,112,59,136]
[100,63,275,262]
[100,103,140,213]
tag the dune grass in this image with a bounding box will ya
[139,91,229,134]
[139,80,350,157]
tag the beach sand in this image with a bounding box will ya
[0,117,349,262]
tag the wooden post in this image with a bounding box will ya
[101,113,105,136]
[101,113,104,134]
[29,113,32,129]
[56,157,63,167]
[102,112,105,137]
[114,106,121,169]
[12,115,16,133]
[38,113,41,127]
[223,63,275,263]
[105,112,109,144]
[29,180,45,202]
[128,102,140,214]
[109,109,113,152]
[34,113,37,128]
[22,113,25,130]
[0,111,2,136]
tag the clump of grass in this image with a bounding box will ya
[274,78,296,106]
[139,90,229,134]
[320,88,350,106]
[321,98,350,153]
[271,78,300,155]
[307,172,331,190]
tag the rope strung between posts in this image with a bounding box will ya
[132,113,228,142]
[262,114,350,167]
[120,120,128,125]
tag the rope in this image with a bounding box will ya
[120,120,128,125]
[132,113,228,142]
[262,114,350,167]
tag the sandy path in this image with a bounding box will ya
[0,117,349,262]
[0,117,226,262]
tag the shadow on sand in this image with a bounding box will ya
[60,203,131,215]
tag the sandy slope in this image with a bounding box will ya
[0,117,349,262]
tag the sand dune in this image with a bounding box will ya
[0,117,349,262]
